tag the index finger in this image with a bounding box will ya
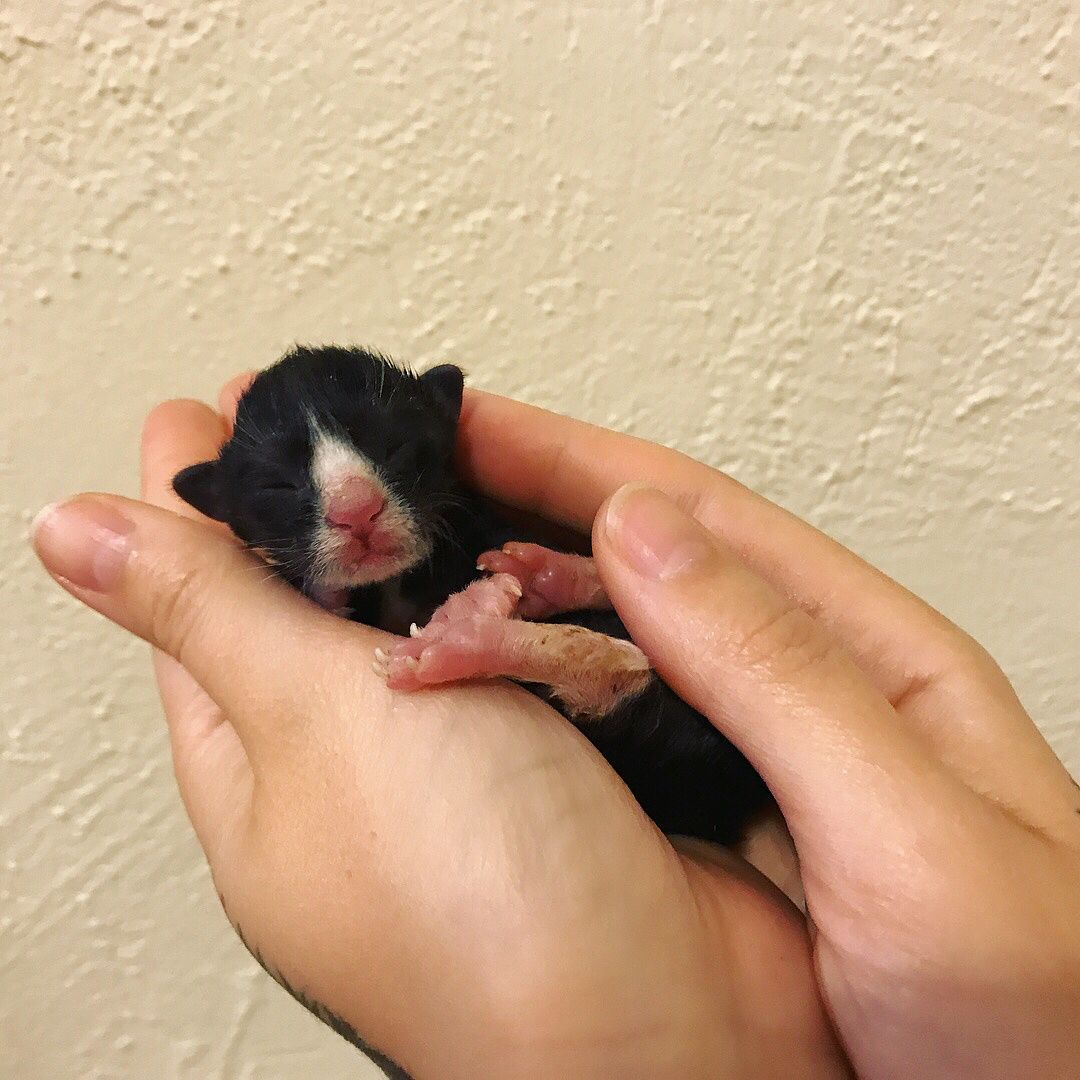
[459,389,725,533]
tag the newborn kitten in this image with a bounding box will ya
[173,345,773,845]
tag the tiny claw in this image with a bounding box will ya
[506,578,523,598]
[409,622,421,638]
[373,646,388,663]
[403,655,420,671]
[372,658,387,677]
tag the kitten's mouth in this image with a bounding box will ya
[316,526,429,590]
[338,528,402,564]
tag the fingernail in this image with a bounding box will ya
[602,483,711,581]
[31,497,134,592]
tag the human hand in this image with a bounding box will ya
[30,381,847,1080]
[458,390,1080,1080]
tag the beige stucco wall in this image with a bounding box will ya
[2,2,1077,1077]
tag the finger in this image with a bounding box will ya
[460,392,1071,810]
[31,493,364,752]
[141,399,232,531]
[591,485,978,873]
[459,389,669,533]
[218,371,256,428]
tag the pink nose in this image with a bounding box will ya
[325,486,385,534]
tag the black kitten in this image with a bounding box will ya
[174,345,773,844]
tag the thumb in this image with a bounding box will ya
[31,493,363,754]
[592,484,954,855]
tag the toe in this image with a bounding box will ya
[384,653,423,690]
[502,542,549,568]
[476,550,525,578]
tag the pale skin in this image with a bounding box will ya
[30,374,1080,1080]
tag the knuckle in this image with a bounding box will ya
[935,622,1010,686]
[732,603,840,680]
[148,563,209,669]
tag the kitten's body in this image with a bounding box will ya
[174,345,772,844]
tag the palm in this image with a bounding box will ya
[191,646,834,1079]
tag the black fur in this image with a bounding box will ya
[175,345,772,843]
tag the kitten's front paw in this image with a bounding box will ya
[372,573,524,691]
[373,616,515,691]
[421,571,522,627]
[475,543,607,619]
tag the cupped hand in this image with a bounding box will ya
[459,390,1080,1080]
[30,381,845,1080]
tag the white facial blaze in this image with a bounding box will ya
[308,426,429,588]
[310,428,383,503]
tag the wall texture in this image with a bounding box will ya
[2,1,1077,1077]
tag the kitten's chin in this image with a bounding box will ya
[318,548,426,591]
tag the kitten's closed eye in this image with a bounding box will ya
[384,444,421,474]
[262,480,301,493]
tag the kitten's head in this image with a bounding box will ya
[173,345,465,601]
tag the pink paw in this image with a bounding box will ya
[421,571,522,627]
[374,616,515,691]
[372,570,655,716]
[475,543,606,619]
[372,573,523,691]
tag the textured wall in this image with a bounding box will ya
[2,1,1078,1076]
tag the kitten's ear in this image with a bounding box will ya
[420,364,465,423]
[172,460,229,522]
